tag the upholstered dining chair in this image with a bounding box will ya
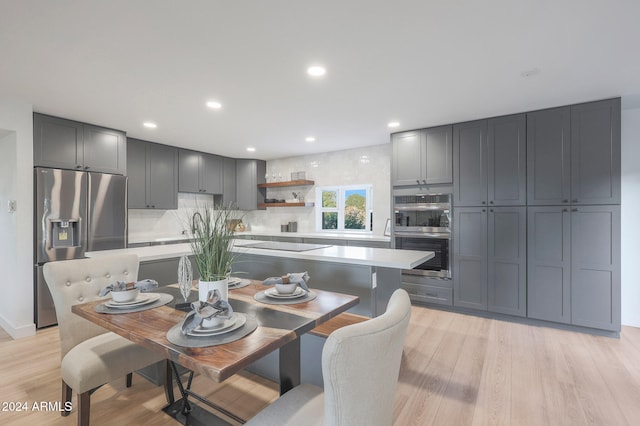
[43,254,165,426]
[245,288,411,426]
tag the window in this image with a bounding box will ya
[316,185,372,232]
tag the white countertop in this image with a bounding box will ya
[87,239,431,270]
[128,231,390,245]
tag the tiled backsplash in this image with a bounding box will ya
[128,143,391,240]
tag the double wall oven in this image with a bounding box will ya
[393,191,453,304]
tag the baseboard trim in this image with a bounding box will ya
[0,314,36,339]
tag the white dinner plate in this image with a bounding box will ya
[104,293,161,309]
[187,313,247,337]
[265,287,307,299]
[228,278,250,287]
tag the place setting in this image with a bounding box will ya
[95,279,174,314]
[167,288,257,348]
[254,271,317,305]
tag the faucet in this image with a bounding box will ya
[191,212,203,234]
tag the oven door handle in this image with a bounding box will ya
[394,232,451,239]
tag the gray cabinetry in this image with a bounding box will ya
[453,120,487,206]
[570,98,621,205]
[34,113,126,174]
[527,107,572,205]
[454,206,526,316]
[223,157,237,207]
[570,205,621,331]
[391,126,452,186]
[454,115,525,207]
[236,159,266,210]
[178,149,223,194]
[453,207,487,310]
[527,206,571,323]
[487,207,526,317]
[487,114,526,206]
[127,138,178,209]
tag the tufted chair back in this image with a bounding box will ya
[43,254,139,358]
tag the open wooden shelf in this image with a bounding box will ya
[257,179,314,188]
[258,202,315,208]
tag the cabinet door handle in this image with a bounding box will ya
[482,209,486,212]
[489,209,494,212]
[416,180,420,185]
[489,201,494,204]
[75,165,82,169]
[562,199,569,203]
[422,180,427,185]
[562,208,568,212]
[572,199,578,203]
[151,205,155,208]
[482,201,486,204]
[84,166,89,170]
[572,208,578,212]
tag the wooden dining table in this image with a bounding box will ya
[71,280,359,424]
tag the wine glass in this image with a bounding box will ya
[177,255,193,302]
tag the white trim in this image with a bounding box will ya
[0,313,36,339]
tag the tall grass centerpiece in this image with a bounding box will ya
[188,202,238,302]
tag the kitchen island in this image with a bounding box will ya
[86,239,432,317]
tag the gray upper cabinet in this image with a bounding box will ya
[236,159,266,210]
[570,205,621,331]
[178,149,223,194]
[127,138,178,209]
[527,107,571,206]
[527,206,571,324]
[391,126,452,186]
[34,113,126,175]
[487,207,526,317]
[453,120,487,206]
[223,157,237,207]
[453,207,487,310]
[570,98,621,205]
[487,114,526,206]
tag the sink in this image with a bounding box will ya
[242,241,332,252]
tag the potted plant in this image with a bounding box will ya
[187,202,239,302]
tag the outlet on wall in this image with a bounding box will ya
[7,200,16,213]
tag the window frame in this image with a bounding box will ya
[315,184,373,233]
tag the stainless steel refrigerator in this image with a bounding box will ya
[34,167,127,328]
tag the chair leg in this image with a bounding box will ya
[77,391,91,426]
[126,372,133,388]
[61,380,72,417]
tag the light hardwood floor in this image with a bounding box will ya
[1,306,640,425]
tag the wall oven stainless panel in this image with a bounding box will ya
[395,234,451,278]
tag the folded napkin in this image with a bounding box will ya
[181,289,234,335]
[99,279,159,296]
[263,272,310,291]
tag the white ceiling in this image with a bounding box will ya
[1,0,639,160]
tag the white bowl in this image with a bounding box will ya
[275,283,297,294]
[111,288,139,303]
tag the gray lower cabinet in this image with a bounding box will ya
[391,126,452,186]
[127,138,178,209]
[527,206,571,324]
[236,159,266,210]
[223,157,237,207]
[33,113,126,174]
[178,149,223,194]
[453,207,487,309]
[454,206,526,316]
[453,120,488,206]
[570,205,621,331]
[487,207,526,316]
[527,205,621,331]
[570,98,621,205]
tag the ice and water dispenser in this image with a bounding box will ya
[49,219,81,248]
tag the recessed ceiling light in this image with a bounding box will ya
[521,67,541,78]
[206,101,222,109]
[307,66,326,77]
[388,121,400,128]
[143,122,157,129]
[246,147,256,152]
[305,136,316,142]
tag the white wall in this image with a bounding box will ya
[245,144,391,235]
[621,104,640,327]
[0,98,34,338]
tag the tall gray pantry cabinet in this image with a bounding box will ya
[452,114,527,317]
[395,97,621,333]
[527,98,621,331]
